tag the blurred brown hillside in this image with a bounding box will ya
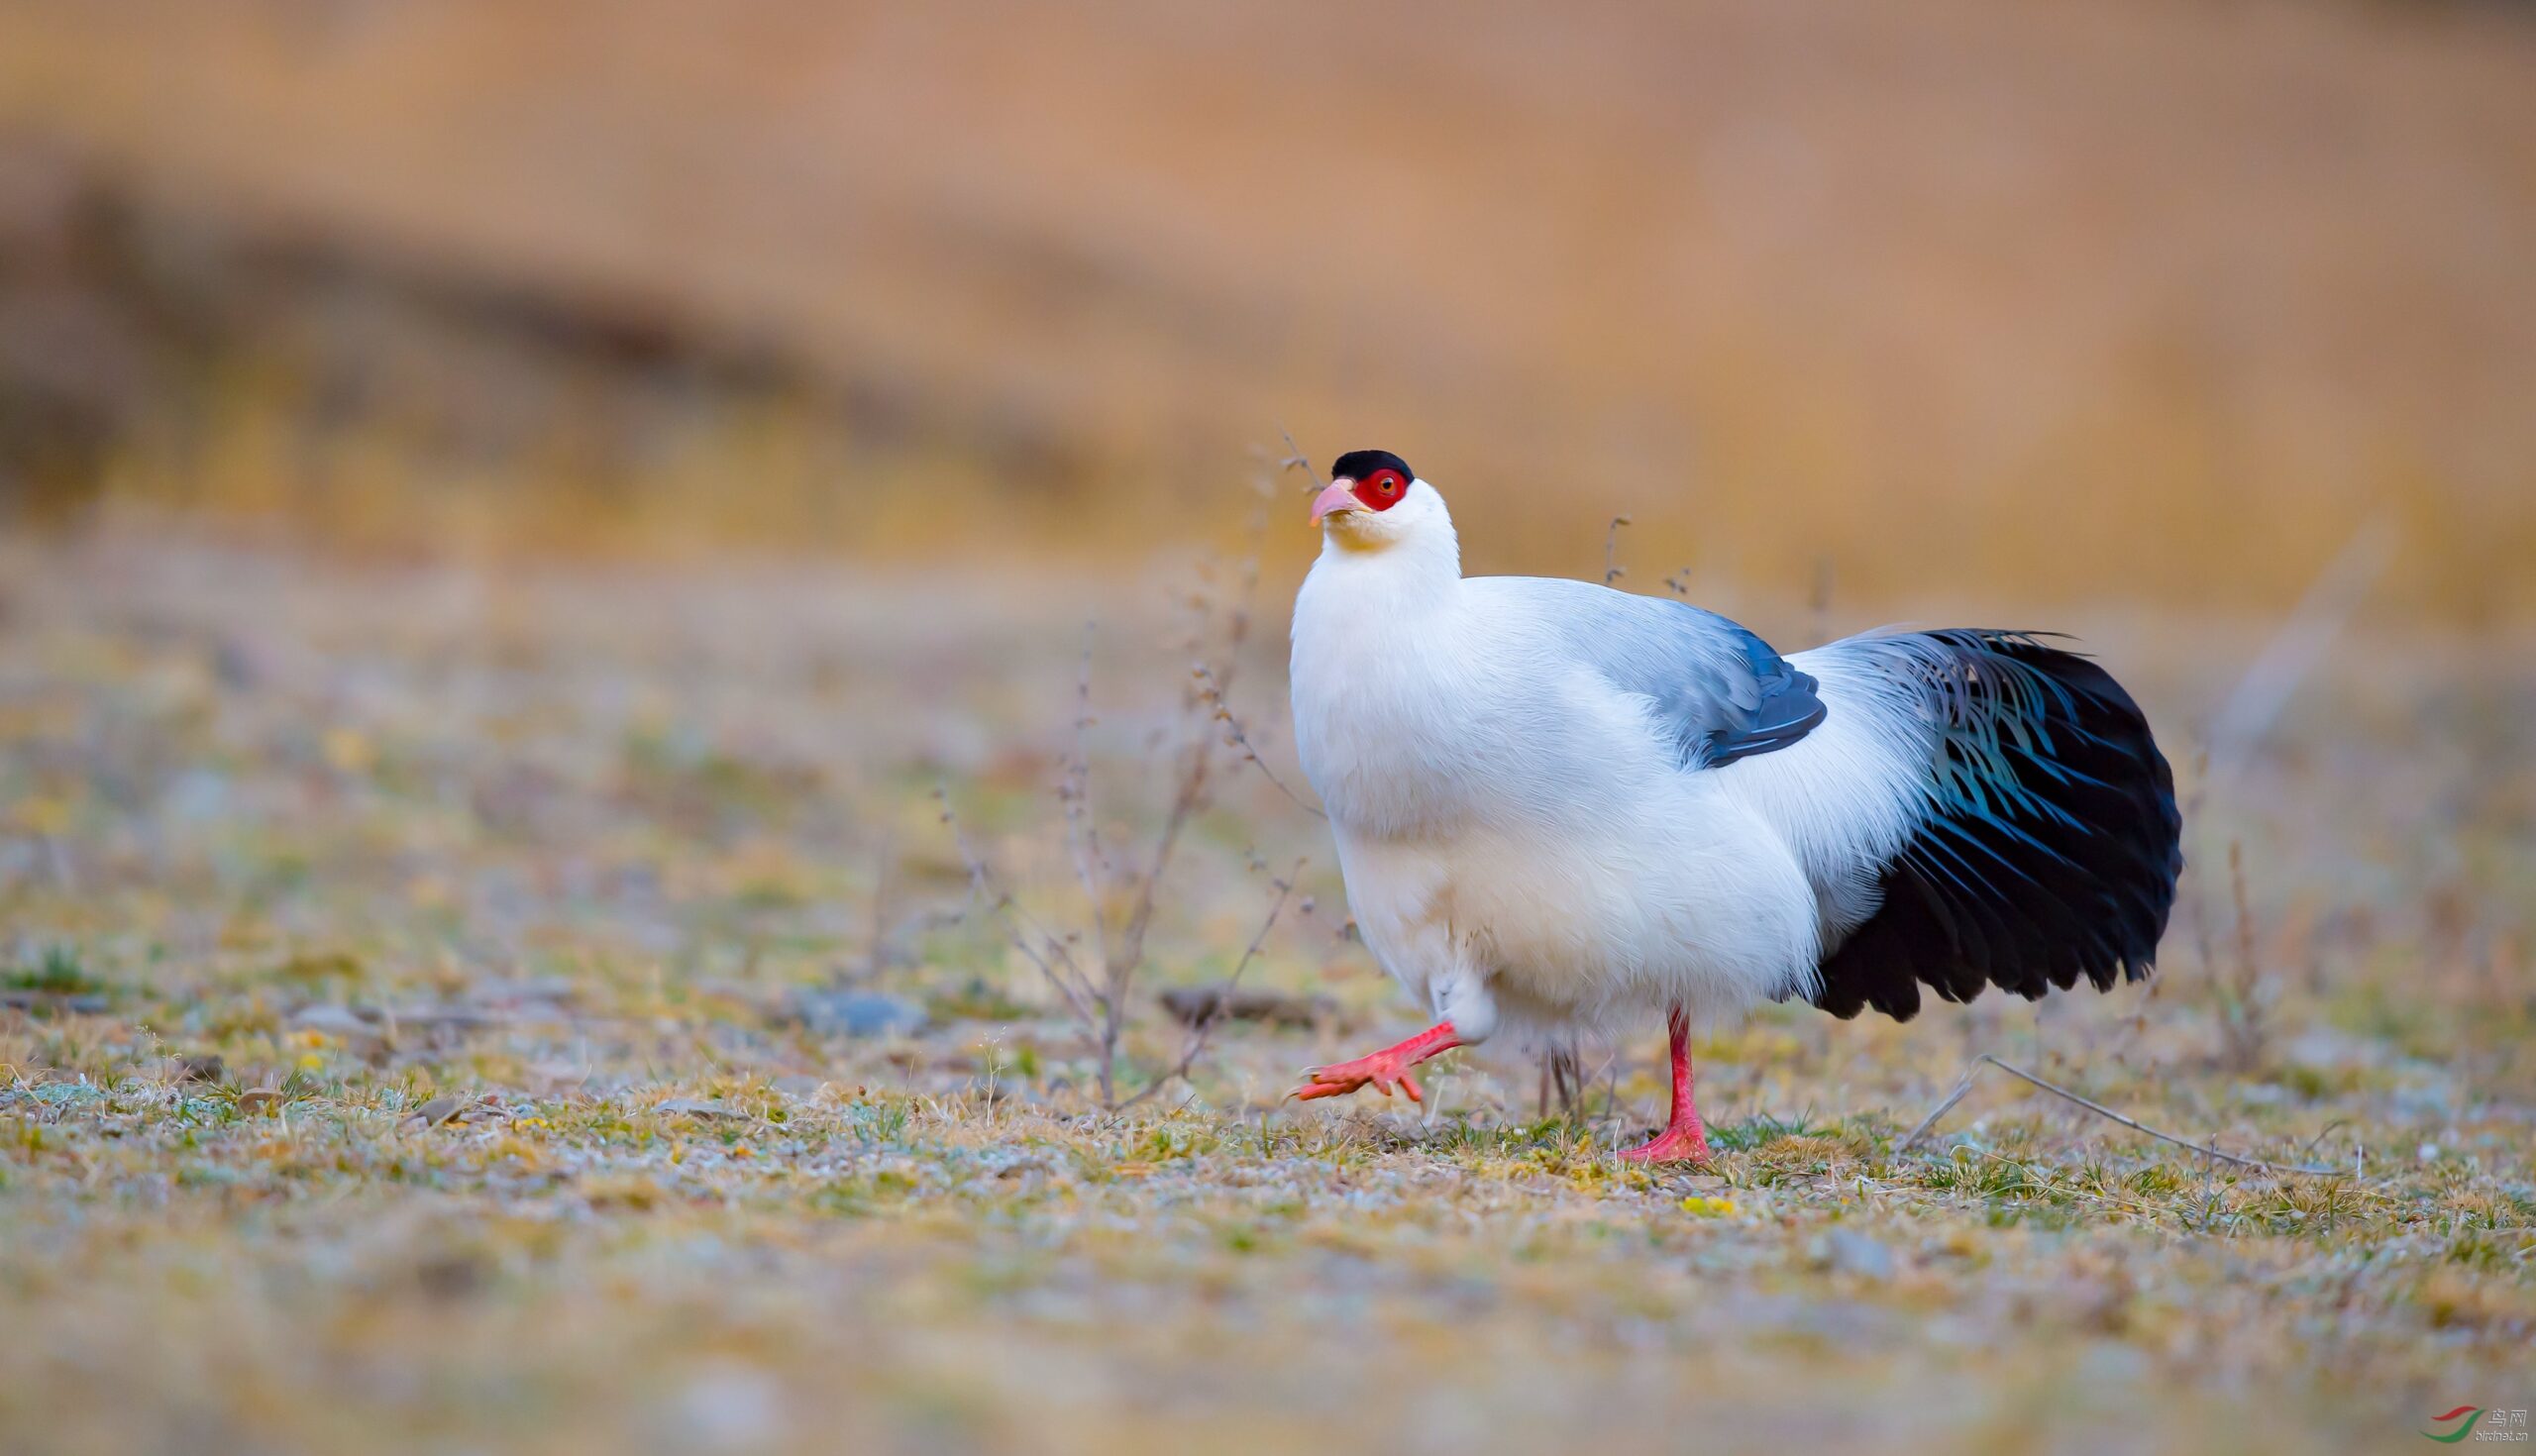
[2,0,2533,618]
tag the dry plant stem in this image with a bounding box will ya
[2222,840,2268,1072]
[1117,858,1305,1109]
[2205,514,2395,779]
[947,487,1272,1105]
[937,471,1298,1106]
[1096,599,1257,1099]
[1100,746,1208,1100]
[1195,663,1323,820]
[1901,1054,2344,1176]
[937,789,1102,1033]
[1093,516,1270,1097]
[1275,423,1317,486]
[1537,1043,1583,1120]
[1062,625,1114,990]
[1603,515,1632,584]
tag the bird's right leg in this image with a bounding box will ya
[1619,1006,1711,1164]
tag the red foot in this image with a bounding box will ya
[1619,1120,1712,1165]
[1618,1006,1712,1164]
[1289,1021,1461,1104]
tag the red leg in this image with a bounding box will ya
[1620,1007,1711,1164]
[1289,1021,1462,1104]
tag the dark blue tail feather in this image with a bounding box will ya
[1810,632,2181,1022]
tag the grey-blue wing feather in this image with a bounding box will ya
[1501,578,1825,770]
[1696,623,1826,766]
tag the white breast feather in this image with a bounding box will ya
[1291,532,1833,1037]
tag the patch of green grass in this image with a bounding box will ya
[927,977,1035,1022]
[1710,1110,1830,1152]
[2,945,100,996]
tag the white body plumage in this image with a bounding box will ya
[1290,478,1935,1048]
[1284,454,2175,1146]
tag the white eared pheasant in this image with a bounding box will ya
[1286,449,2180,1163]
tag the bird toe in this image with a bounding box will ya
[1287,1072,1365,1102]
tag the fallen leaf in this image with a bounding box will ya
[1158,985,1334,1030]
[656,1098,749,1121]
[404,1095,467,1128]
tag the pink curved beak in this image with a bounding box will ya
[1310,479,1361,525]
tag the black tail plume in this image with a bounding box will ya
[1811,632,2182,1022]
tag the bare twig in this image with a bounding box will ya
[1194,663,1324,820]
[1215,504,1269,693]
[862,832,897,979]
[2179,745,2217,1020]
[1587,1047,1621,1134]
[1158,984,1327,1029]
[1118,858,1305,1108]
[1059,624,1115,981]
[1899,1067,1983,1151]
[1275,423,1318,488]
[939,467,1282,1106]
[2206,513,2393,779]
[936,785,1102,1031]
[1898,1054,2343,1176]
[1536,1042,1582,1120]
[1603,515,1633,585]
[1096,601,1256,1098]
[2217,840,2268,1073]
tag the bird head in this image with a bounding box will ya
[1311,449,1445,553]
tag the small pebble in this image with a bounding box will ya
[782,988,928,1039]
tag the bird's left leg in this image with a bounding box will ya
[1619,1006,1711,1164]
[1288,1020,1461,1103]
[1290,961,1496,1105]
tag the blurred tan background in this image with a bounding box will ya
[2,0,2533,618]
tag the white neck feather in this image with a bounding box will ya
[1308,488,1463,607]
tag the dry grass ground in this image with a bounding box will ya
[1,526,2528,1455]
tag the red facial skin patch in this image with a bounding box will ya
[1351,468,1409,511]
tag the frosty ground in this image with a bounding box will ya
[1,531,2528,1455]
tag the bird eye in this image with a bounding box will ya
[1379,475,1401,494]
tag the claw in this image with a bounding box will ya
[1289,1063,1405,1102]
[1287,1072,1365,1102]
[1618,1123,1711,1165]
[1284,1022,1461,1107]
